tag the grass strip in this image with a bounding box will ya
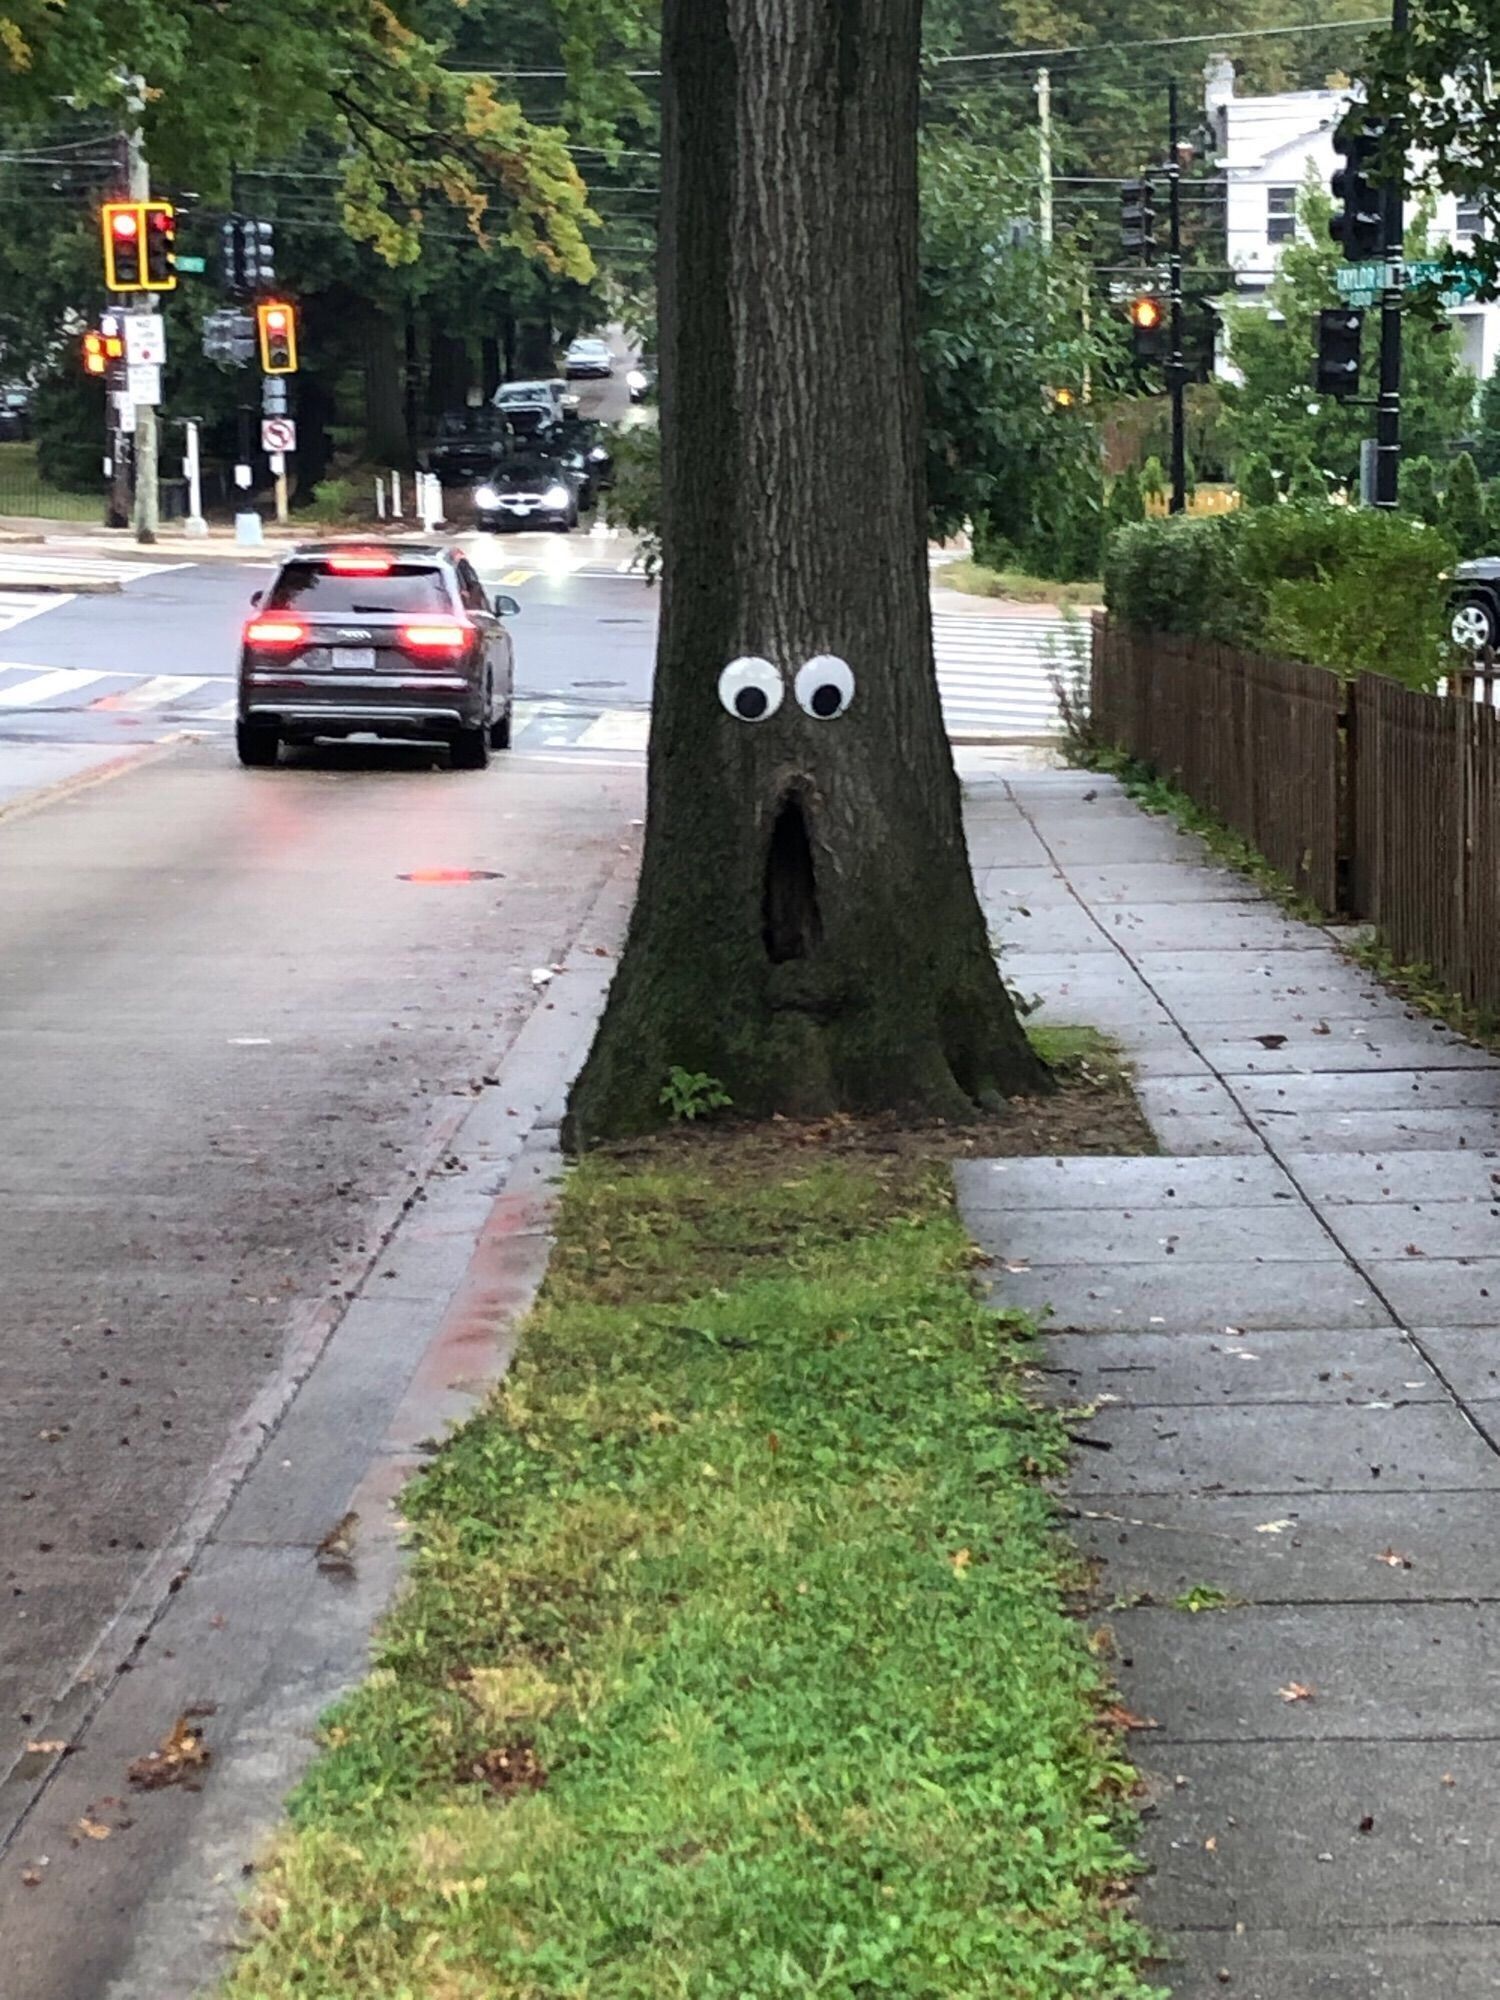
[224,1140,1159,1999]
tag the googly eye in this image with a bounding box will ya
[793,654,856,719]
[718,656,784,723]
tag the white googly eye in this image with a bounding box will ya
[794,654,856,719]
[718,656,784,723]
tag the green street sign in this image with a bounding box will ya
[1336,261,1386,294]
[176,255,207,274]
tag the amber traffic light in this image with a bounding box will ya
[257,300,298,374]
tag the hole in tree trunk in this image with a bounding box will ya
[762,792,823,964]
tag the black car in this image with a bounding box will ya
[554,418,614,503]
[1448,558,1500,651]
[473,454,581,532]
[237,540,518,769]
[424,409,511,486]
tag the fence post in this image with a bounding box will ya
[1338,675,1359,916]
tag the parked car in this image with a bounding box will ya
[564,335,614,379]
[237,540,518,769]
[473,454,581,532]
[0,384,30,441]
[1448,559,1500,650]
[494,378,579,418]
[423,408,511,486]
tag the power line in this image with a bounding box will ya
[930,15,1384,67]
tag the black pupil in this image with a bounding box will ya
[735,686,768,719]
[811,682,842,717]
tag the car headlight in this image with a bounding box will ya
[627,369,647,390]
[589,446,608,462]
[474,484,499,509]
[545,484,570,508]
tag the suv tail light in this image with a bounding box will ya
[245,617,308,648]
[399,620,470,655]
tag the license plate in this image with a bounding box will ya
[506,503,533,515]
[333,647,376,672]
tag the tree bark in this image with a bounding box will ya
[361,309,408,465]
[566,0,1047,1145]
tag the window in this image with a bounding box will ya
[1457,195,1484,239]
[1267,186,1296,245]
[267,561,452,615]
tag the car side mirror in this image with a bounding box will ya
[249,589,263,607]
[493,592,521,618]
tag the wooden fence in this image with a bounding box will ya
[1092,616,1500,1010]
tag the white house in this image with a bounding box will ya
[1207,56,1500,381]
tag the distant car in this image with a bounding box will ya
[494,378,579,418]
[236,540,518,770]
[0,385,30,441]
[564,336,614,379]
[502,400,565,448]
[1448,559,1500,651]
[424,408,510,486]
[554,417,614,502]
[626,361,655,404]
[473,455,581,532]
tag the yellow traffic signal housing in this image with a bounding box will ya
[142,201,177,290]
[102,202,143,290]
[257,300,298,374]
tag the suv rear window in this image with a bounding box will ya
[266,561,452,615]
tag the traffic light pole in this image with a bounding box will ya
[124,77,159,545]
[1167,79,1187,516]
[1374,0,1408,509]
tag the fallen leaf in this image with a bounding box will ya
[949,1548,972,1573]
[74,1815,112,1842]
[1358,1814,1375,1834]
[25,1740,68,1756]
[1403,1243,1427,1258]
[1253,1034,1287,1049]
[21,1868,42,1888]
[1312,1020,1332,1035]
[128,1715,210,1791]
[1101,1704,1159,1731]
[1204,1834,1218,1852]
[1255,1519,1296,1535]
[1443,1772,1456,1786]
[529,967,554,989]
[315,1511,358,1574]
[1279,1682,1316,1703]
[1375,1547,1413,1569]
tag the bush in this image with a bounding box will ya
[1237,452,1278,508]
[603,422,662,576]
[1285,454,1327,504]
[1140,453,1166,505]
[1104,512,1259,647]
[1444,450,1489,557]
[1106,464,1145,529]
[1104,503,1455,686]
[301,477,357,523]
[1401,454,1442,526]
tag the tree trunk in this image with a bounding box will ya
[517,317,554,375]
[361,309,408,465]
[566,0,1047,1146]
[427,325,471,418]
[481,333,502,400]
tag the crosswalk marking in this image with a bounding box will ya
[0,553,192,585]
[578,708,651,750]
[0,590,76,634]
[0,667,109,707]
[91,675,213,712]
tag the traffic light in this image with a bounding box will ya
[1120,178,1156,259]
[102,202,143,289]
[142,201,176,290]
[257,299,298,374]
[1128,293,1166,361]
[221,216,276,297]
[1315,307,1364,397]
[81,315,125,378]
[1330,118,1385,263]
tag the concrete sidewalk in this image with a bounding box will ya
[958,768,1500,2000]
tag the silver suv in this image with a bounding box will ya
[237,541,518,769]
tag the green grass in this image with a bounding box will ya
[937,559,1104,610]
[223,1143,1159,1999]
[0,440,103,522]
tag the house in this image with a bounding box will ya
[1207,56,1500,381]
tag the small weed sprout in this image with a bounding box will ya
[659,1066,732,1123]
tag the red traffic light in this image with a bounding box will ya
[111,210,139,238]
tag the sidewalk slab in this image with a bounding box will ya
[965,767,1500,1996]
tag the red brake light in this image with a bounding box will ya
[400,620,470,654]
[326,550,393,575]
[245,617,307,647]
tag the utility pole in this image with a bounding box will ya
[123,74,158,545]
[1036,68,1054,250]
[1166,78,1188,516]
[1374,0,1408,508]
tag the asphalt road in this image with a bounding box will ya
[0,691,644,1849]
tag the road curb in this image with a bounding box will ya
[0,579,121,594]
[0,837,640,1991]
[0,736,187,829]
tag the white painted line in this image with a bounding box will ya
[91,674,214,711]
[195,700,239,721]
[578,709,651,750]
[0,667,110,707]
[0,591,76,631]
